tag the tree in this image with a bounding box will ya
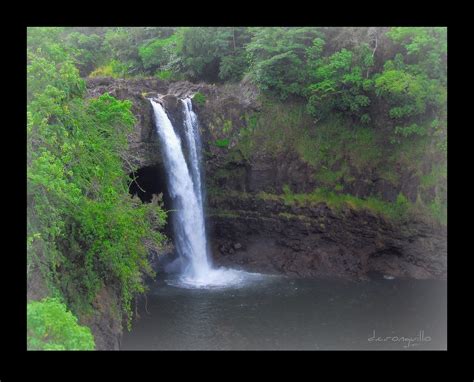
[65,32,104,76]
[306,44,374,123]
[246,27,322,99]
[138,32,182,73]
[175,27,250,82]
[374,27,447,139]
[386,27,447,82]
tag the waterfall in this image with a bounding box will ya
[150,99,210,282]
[150,97,260,288]
[181,98,204,208]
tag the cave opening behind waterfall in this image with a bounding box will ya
[128,164,173,237]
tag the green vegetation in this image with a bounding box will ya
[211,186,441,224]
[27,27,168,345]
[154,69,173,80]
[214,138,230,148]
[261,187,429,223]
[193,91,206,106]
[246,27,321,99]
[27,298,95,350]
[27,27,445,150]
[89,59,130,78]
[307,44,373,123]
[208,209,242,218]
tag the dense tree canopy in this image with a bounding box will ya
[32,26,445,142]
[40,26,445,147]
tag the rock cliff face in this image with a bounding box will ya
[207,194,447,280]
[85,76,447,282]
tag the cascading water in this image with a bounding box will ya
[150,97,259,288]
[181,98,204,208]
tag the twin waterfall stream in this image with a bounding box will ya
[150,97,254,288]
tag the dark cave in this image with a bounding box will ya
[129,164,169,203]
[128,164,174,236]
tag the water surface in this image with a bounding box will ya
[121,276,447,350]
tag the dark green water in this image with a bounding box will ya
[121,275,447,350]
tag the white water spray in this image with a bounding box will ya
[151,97,259,288]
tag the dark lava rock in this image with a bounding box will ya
[207,194,447,280]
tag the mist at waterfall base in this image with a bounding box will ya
[150,98,262,289]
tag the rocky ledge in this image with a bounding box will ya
[207,193,447,280]
[85,76,259,172]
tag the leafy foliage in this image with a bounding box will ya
[192,92,206,106]
[246,27,321,99]
[89,59,130,78]
[177,27,250,82]
[138,32,182,72]
[214,138,230,148]
[27,30,167,331]
[307,45,374,122]
[27,298,95,350]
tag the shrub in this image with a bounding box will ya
[27,297,95,350]
[154,69,172,80]
[193,92,206,106]
[214,138,229,148]
[89,59,129,78]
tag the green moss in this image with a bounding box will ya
[222,119,232,134]
[379,166,401,185]
[235,96,312,158]
[246,113,258,130]
[257,191,280,201]
[346,127,382,171]
[208,209,241,218]
[274,187,413,222]
[278,212,312,222]
[214,168,232,179]
[154,69,172,80]
[427,197,447,226]
[211,187,445,226]
[214,138,230,148]
[420,163,447,189]
[226,148,245,163]
[315,168,345,187]
[211,97,446,226]
[193,91,206,106]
